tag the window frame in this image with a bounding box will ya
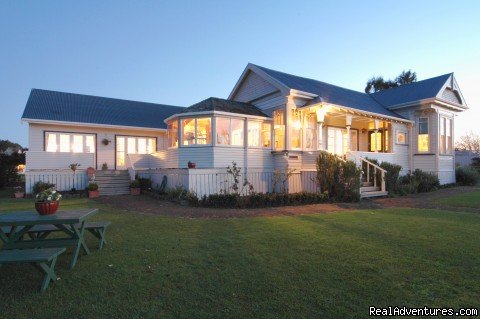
[180,117,212,147]
[167,120,179,149]
[273,109,286,151]
[214,116,245,148]
[247,120,272,149]
[395,130,407,145]
[368,128,389,152]
[327,126,359,155]
[417,117,430,153]
[44,131,97,154]
[439,116,453,155]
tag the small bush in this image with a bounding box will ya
[32,181,55,194]
[130,179,141,188]
[456,166,480,186]
[399,169,439,194]
[379,162,402,193]
[137,177,152,190]
[87,183,99,191]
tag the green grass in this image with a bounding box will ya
[1,198,479,318]
[438,190,480,208]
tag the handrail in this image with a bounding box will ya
[126,154,136,181]
[348,152,386,193]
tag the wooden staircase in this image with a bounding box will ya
[360,182,388,198]
[94,171,131,196]
[347,154,388,198]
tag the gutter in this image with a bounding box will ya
[21,118,168,132]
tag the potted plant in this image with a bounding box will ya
[102,162,108,171]
[69,163,80,193]
[130,179,141,195]
[188,161,196,169]
[35,188,62,215]
[13,186,25,199]
[87,183,100,198]
[86,167,96,177]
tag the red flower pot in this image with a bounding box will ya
[35,201,59,215]
[88,190,100,198]
[188,162,196,169]
[86,167,96,177]
[130,188,141,196]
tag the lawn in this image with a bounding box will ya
[438,190,480,208]
[0,197,479,318]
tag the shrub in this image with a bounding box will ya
[379,161,402,193]
[87,183,99,191]
[316,151,361,202]
[137,177,152,190]
[32,181,55,194]
[129,179,141,188]
[399,169,439,194]
[456,166,480,186]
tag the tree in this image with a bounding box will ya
[365,70,417,93]
[0,140,26,189]
[456,131,480,153]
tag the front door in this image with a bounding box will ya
[115,136,157,170]
[327,127,358,155]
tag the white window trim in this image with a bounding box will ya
[417,117,430,153]
[395,130,408,145]
[45,131,96,153]
[180,117,212,147]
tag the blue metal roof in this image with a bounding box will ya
[181,97,269,117]
[22,89,184,129]
[370,73,452,108]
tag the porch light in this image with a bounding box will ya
[293,120,302,130]
[315,106,326,123]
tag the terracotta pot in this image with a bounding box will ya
[130,188,141,196]
[14,192,25,199]
[188,162,196,169]
[88,190,100,198]
[86,167,96,177]
[35,201,59,215]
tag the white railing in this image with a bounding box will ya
[349,152,386,193]
[126,154,136,181]
[127,153,165,170]
[26,151,95,170]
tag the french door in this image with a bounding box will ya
[116,136,156,169]
[327,127,358,155]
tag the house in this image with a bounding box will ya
[21,63,468,197]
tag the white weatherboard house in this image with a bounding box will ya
[21,64,468,197]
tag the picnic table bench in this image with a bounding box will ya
[0,248,65,292]
[0,209,99,269]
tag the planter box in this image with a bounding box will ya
[88,190,100,198]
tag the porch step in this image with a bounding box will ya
[360,186,380,192]
[361,191,388,198]
[94,171,131,196]
[362,182,373,187]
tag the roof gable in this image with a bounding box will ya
[22,89,184,129]
[370,73,456,108]
[249,64,405,119]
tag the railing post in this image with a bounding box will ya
[373,166,377,188]
[381,171,386,193]
[366,165,370,185]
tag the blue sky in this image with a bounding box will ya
[1,0,479,147]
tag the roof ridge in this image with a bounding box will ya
[30,88,183,109]
[369,72,453,96]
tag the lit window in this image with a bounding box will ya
[262,123,271,148]
[418,117,429,152]
[396,132,407,145]
[167,121,178,148]
[274,109,285,150]
[137,138,147,154]
[291,110,301,149]
[328,127,358,155]
[440,116,452,154]
[231,119,244,146]
[127,138,136,154]
[116,137,125,167]
[248,121,261,147]
[216,117,230,145]
[369,129,389,152]
[182,118,211,146]
[60,134,70,152]
[85,136,95,153]
[72,135,83,153]
[147,138,156,153]
[46,133,57,152]
[305,114,316,150]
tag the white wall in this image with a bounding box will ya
[28,123,167,170]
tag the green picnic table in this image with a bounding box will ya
[0,208,99,269]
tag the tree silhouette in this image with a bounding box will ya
[365,70,417,93]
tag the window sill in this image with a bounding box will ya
[413,153,435,156]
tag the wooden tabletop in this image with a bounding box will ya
[0,208,99,226]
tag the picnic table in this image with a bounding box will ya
[0,208,99,269]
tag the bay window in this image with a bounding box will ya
[182,117,211,146]
[45,132,96,153]
[418,117,429,152]
[248,121,272,148]
[216,117,244,147]
[274,109,285,150]
[440,116,452,154]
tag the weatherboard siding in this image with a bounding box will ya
[233,71,279,103]
[28,123,166,170]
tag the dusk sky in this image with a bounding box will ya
[1,0,479,147]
